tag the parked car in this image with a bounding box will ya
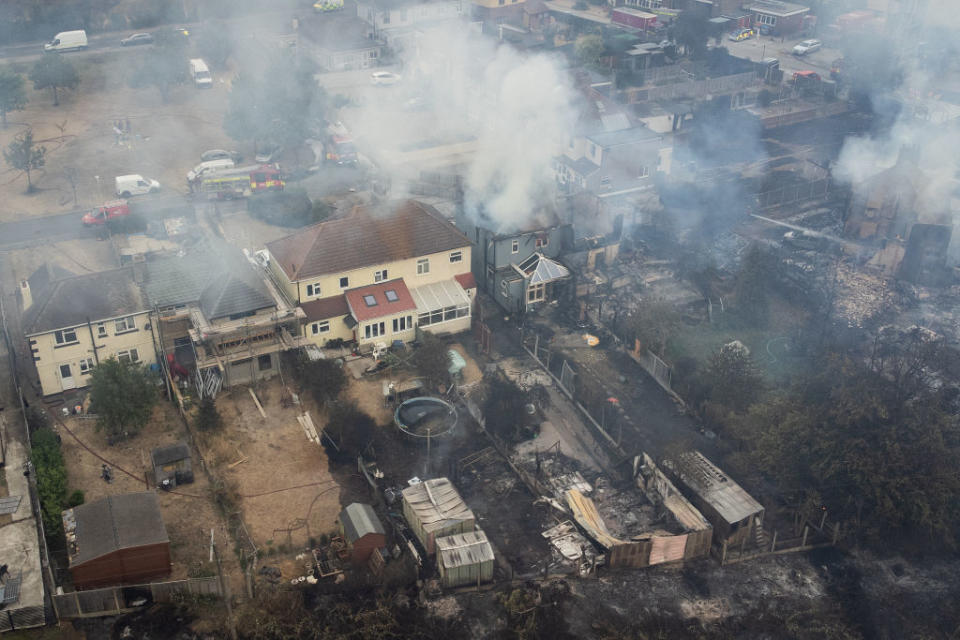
[120,32,154,46]
[727,28,754,42]
[189,58,212,88]
[171,27,190,38]
[201,149,242,163]
[115,174,160,198]
[371,71,402,86]
[792,39,822,56]
[255,144,283,163]
[82,200,129,226]
[186,158,235,183]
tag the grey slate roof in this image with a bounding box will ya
[23,266,147,335]
[142,249,275,319]
[141,254,217,308]
[339,503,385,543]
[151,442,190,467]
[65,492,168,566]
[200,271,274,320]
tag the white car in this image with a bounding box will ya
[792,39,822,56]
[371,71,401,86]
[115,174,160,198]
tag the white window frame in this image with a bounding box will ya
[364,321,386,339]
[306,283,321,297]
[511,239,519,254]
[535,237,549,249]
[417,258,430,275]
[115,315,136,333]
[639,166,650,178]
[449,250,463,263]
[339,276,349,289]
[500,280,509,297]
[756,13,776,25]
[374,269,388,282]
[97,323,107,338]
[527,282,546,303]
[117,348,140,364]
[79,358,95,374]
[392,315,412,332]
[311,321,330,335]
[54,328,79,346]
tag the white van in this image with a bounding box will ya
[189,59,212,89]
[115,174,160,198]
[186,158,235,183]
[44,30,88,52]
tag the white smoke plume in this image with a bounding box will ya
[346,26,577,232]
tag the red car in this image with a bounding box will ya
[82,200,130,226]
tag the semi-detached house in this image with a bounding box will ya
[265,200,476,348]
[20,265,156,397]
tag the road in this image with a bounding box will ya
[720,34,840,79]
[0,195,194,250]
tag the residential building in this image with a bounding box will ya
[746,0,810,34]
[300,13,382,71]
[265,200,475,349]
[456,207,573,314]
[20,265,156,397]
[557,124,671,197]
[357,0,465,49]
[141,247,305,391]
[472,0,527,29]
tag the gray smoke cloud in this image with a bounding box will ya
[834,4,960,221]
[347,26,577,232]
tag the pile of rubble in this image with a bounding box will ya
[833,263,894,328]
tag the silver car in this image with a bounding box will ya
[792,39,822,56]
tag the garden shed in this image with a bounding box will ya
[150,442,193,488]
[338,503,386,565]
[436,529,494,588]
[63,492,171,589]
[401,478,475,554]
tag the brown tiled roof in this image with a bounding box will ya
[301,295,350,322]
[454,272,477,290]
[345,279,417,323]
[266,200,472,282]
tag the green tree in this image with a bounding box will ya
[324,401,376,458]
[413,332,450,391]
[132,29,188,102]
[297,357,348,406]
[197,25,233,69]
[734,244,772,327]
[726,347,960,553]
[672,11,710,59]
[0,69,27,127]
[89,357,156,441]
[4,128,46,193]
[574,34,604,66]
[620,298,680,357]
[31,428,68,543]
[30,53,79,106]
[224,49,328,150]
[483,375,530,443]
[194,396,223,431]
[701,341,763,413]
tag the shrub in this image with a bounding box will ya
[247,188,320,228]
[194,396,222,432]
[66,489,85,507]
[31,428,68,544]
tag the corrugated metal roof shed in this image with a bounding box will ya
[402,478,474,534]
[667,451,764,525]
[339,503,385,543]
[436,529,494,568]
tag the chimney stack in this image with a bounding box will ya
[19,279,32,311]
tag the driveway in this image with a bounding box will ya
[720,35,840,78]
